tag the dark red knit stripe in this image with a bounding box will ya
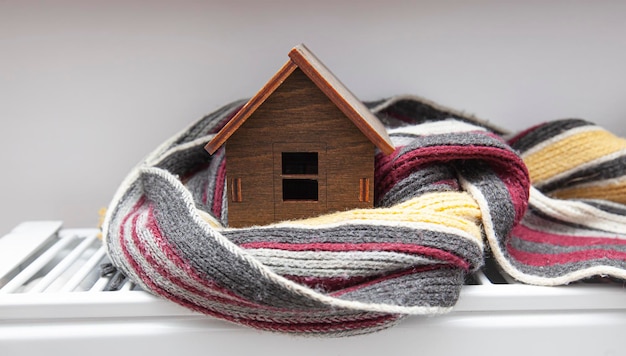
[512,224,626,247]
[241,242,470,271]
[507,246,626,266]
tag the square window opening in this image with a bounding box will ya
[282,152,318,175]
[283,179,318,201]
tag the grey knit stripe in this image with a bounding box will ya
[377,164,458,207]
[510,119,593,153]
[338,267,464,308]
[397,131,510,157]
[457,163,517,243]
[522,207,626,239]
[508,255,626,279]
[526,205,621,235]
[538,153,626,193]
[153,141,214,178]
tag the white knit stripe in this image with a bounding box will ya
[518,124,602,159]
[521,211,626,239]
[249,249,438,277]
[387,119,487,137]
[141,167,453,315]
[461,176,626,286]
[529,187,626,236]
[533,148,626,189]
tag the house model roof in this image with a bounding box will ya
[204,44,395,155]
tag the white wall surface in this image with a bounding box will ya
[1,0,625,234]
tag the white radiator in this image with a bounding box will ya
[1,221,625,356]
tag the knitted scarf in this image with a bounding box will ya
[103,95,626,336]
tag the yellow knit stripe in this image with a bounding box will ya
[552,183,626,205]
[282,191,483,243]
[524,129,626,184]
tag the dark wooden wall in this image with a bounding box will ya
[225,68,374,227]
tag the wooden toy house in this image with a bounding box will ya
[205,44,395,228]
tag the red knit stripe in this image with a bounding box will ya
[507,246,626,266]
[512,224,626,246]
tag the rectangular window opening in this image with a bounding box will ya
[283,179,318,201]
[282,152,318,175]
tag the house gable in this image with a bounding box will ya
[205,44,394,155]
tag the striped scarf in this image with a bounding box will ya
[103,95,626,336]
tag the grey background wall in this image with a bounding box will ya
[1,0,625,234]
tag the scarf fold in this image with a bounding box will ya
[103,95,626,336]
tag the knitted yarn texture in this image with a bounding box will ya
[103,95,626,336]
